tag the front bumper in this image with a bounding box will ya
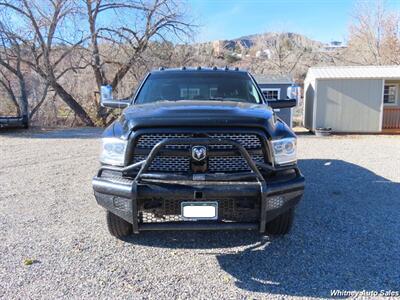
[92,137,305,233]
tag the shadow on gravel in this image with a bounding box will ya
[128,159,400,298]
[216,159,400,298]
[0,127,102,139]
[125,230,263,249]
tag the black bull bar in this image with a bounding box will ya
[93,137,305,233]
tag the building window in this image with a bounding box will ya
[261,88,281,100]
[384,84,397,104]
[180,88,200,99]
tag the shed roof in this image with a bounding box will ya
[306,65,400,81]
[253,74,293,84]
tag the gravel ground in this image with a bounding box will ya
[0,128,399,299]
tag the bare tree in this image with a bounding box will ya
[0,68,21,115]
[0,20,51,121]
[0,0,193,126]
[84,0,193,124]
[249,32,315,78]
[0,22,28,117]
[347,0,400,65]
[269,33,307,74]
[0,0,95,125]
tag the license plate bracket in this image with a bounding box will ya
[181,201,218,220]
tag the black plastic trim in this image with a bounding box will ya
[138,222,259,231]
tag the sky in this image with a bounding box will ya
[189,0,400,43]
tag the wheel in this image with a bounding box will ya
[265,208,295,235]
[106,211,132,238]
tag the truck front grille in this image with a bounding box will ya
[132,132,266,173]
[135,133,262,150]
[208,155,264,172]
[134,155,190,172]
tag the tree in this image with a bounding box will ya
[347,0,400,65]
[0,22,28,117]
[249,32,315,78]
[0,0,94,125]
[0,21,50,120]
[0,0,193,126]
[84,0,193,124]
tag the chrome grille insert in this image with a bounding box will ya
[135,133,262,150]
[133,154,264,173]
[208,155,264,172]
[134,155,189,172]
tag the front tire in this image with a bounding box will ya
[265,208,295,235]
[106,211,132,238]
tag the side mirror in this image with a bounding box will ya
[100,85,130,109]
[287,84,301,105]
[268,99,297,109]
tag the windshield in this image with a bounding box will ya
[135,72,263,104]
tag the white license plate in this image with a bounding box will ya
[181,202,218,220]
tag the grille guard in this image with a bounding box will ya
[97,137,300,233]
[98,137,291,179]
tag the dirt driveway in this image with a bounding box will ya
[0,128,399,299]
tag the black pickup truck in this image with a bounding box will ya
[92,67,305,239]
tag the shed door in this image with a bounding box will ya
[382,82,400,129]
[304,83,315,129]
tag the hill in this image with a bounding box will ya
[214,32,323,52]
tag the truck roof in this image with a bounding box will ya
[151,67,248,75]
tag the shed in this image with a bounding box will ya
[253,74,295,127]
[304,65,400,133]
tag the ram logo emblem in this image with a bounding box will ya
[191,146,207,161]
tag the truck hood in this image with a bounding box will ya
[121,100,275,131]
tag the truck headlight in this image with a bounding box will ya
[100,137,127,166]
[271,137,297,165]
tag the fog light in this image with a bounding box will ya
[267,195,285,210]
